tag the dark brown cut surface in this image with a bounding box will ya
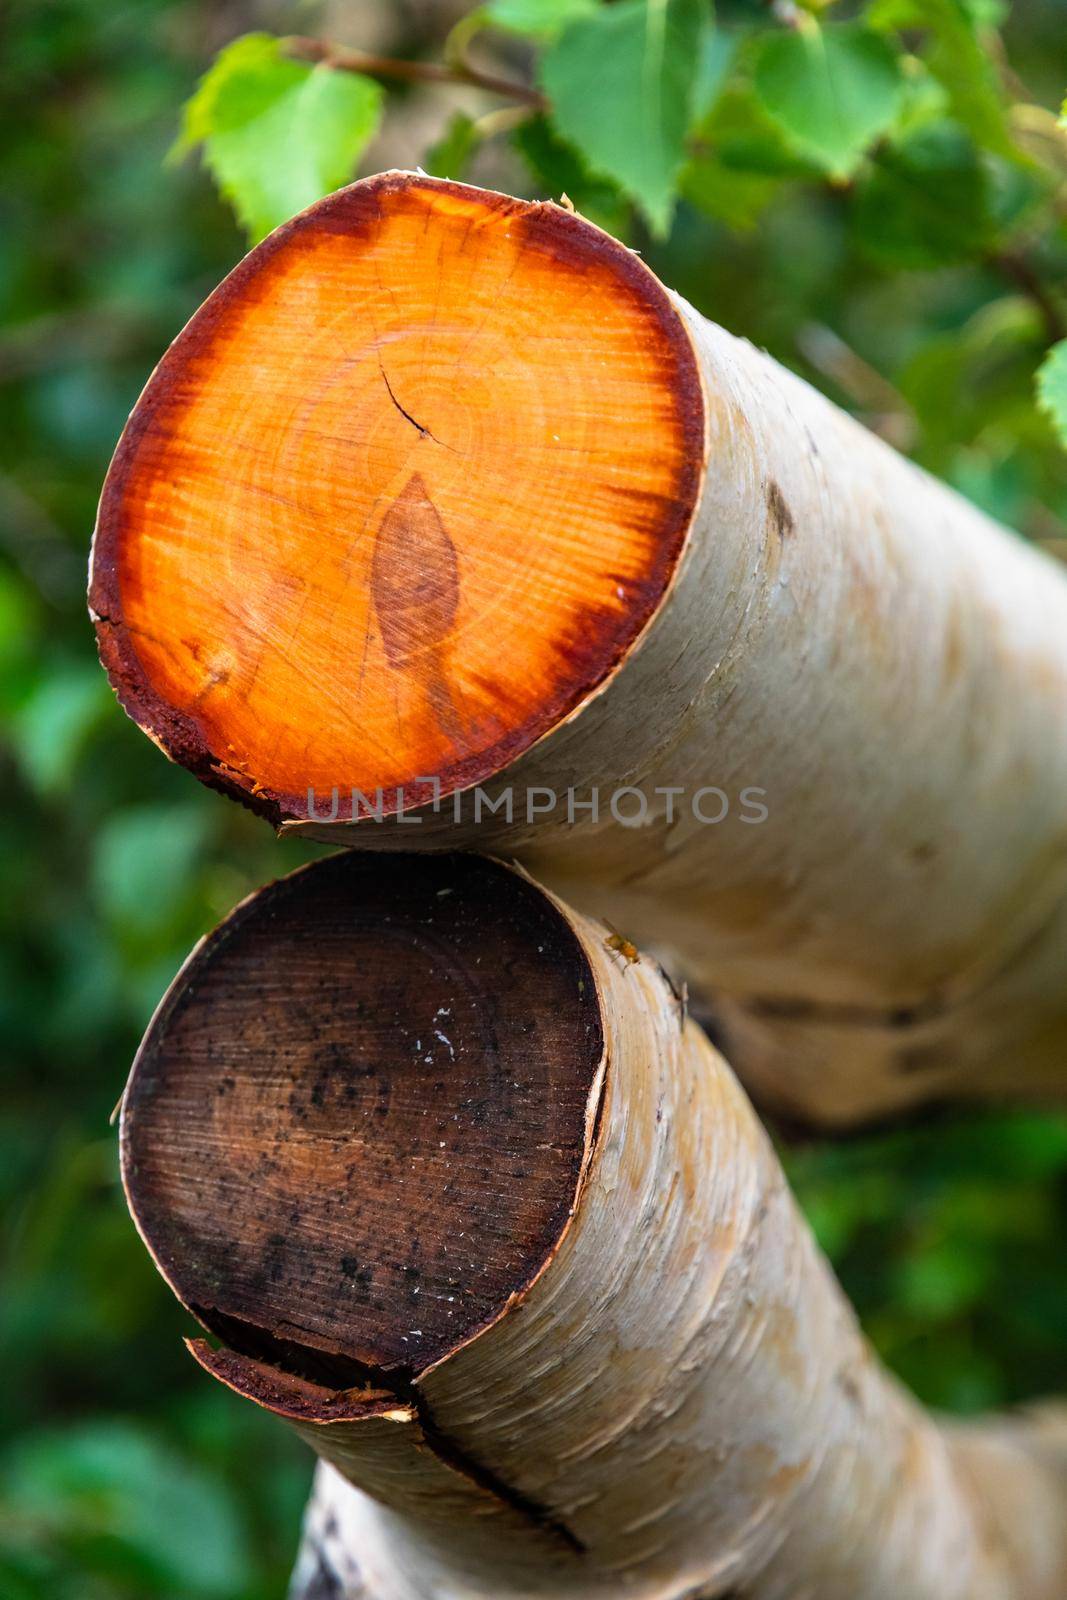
[121,853,603,1382]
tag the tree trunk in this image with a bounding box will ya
[89,171,1067,1124]
[118,852,1067,1600]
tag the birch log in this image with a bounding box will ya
[119,852,1067,1600]
[90,172,1067,1123]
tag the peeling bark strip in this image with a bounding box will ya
[121,854,1067,1600]
[90,171,1067,1125]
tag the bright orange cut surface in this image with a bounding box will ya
[91,174,705,821]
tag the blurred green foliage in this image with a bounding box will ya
[1,1,1065,1596]
[175,32,383,242]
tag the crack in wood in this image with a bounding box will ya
[191,1309,586,1556]
[377,360,454,451]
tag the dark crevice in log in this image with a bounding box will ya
[375,357,455,452]
[185,1337,401,1423]
[705,866,1067,1044]
[190,1305,404,1393]
[409,1386,586,1555]
[726,988,953,1032]
[300,1556,347,1600]
[189,1316,587,1552]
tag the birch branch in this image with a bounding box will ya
[90,172,1067,1125]
[119,853,1067,1600]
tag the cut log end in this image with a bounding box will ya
[121,852,604,1405]
[91,172,705,821]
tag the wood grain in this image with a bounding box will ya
[90,172,704,821]
[121,852,603,1384]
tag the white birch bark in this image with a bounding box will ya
[191,879,1067,1600]
[288,229,1067,1123]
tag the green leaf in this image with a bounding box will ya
[1036,340,1067,448]
[854,122,992,268]
[486,0,598,36]
[692,26,737,120]
[753,21,906,179]
[693,81,822,178]
[425,112,480,180]
[892,60,951,138]
[511,116,630,233]
[8,664,113,795]
[177,33,383,242]
[866,0,1017,161]
[681,83,815,229]
[541,0,705,234]
[922,11,1016,161]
